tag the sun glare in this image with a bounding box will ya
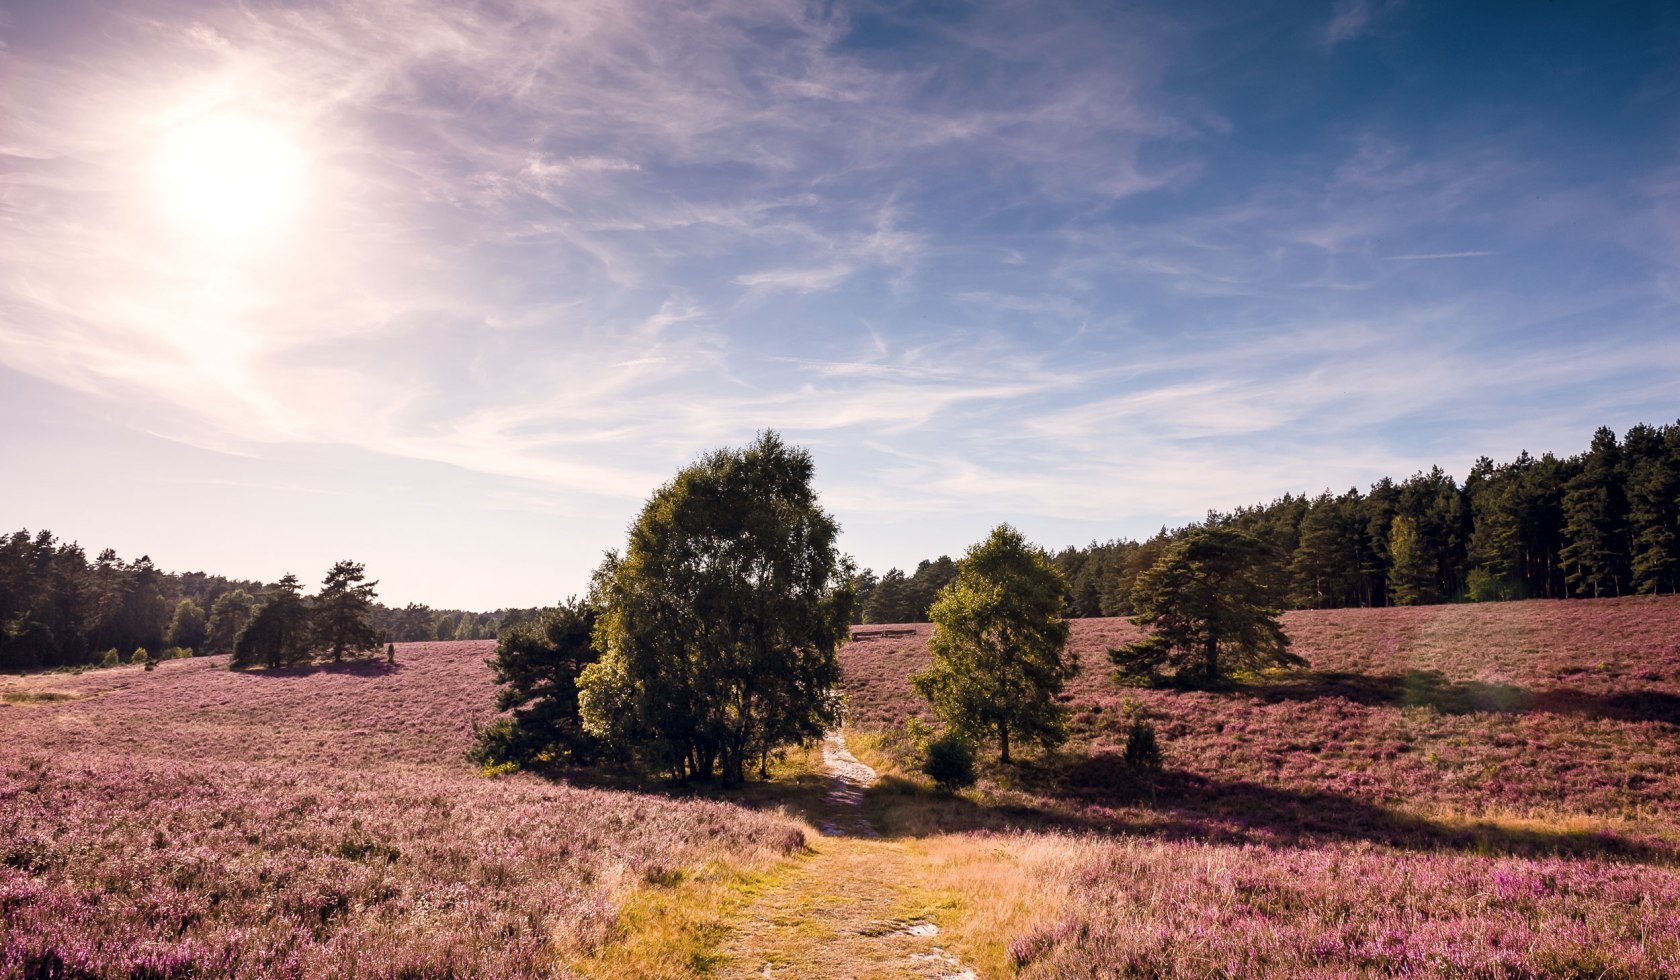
[154,115,305,239]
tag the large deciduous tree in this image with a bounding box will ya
[577,432,853,786]
[1110,525,1303,686]
[166,598,207,653]
[314,560,380,661]
[913,524,1075,764]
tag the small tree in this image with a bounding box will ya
[478,599,602,766]
[1123,718,1161,770]
[1110,525,1303,686]
[167,598,207,654]
[314,560,380,661]
[921,734,978,793]
[232,575,312,669]
[913,524,1076,764]
[206,590,255,654]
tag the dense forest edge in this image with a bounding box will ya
[857,421,1680,623]
[7,419,1677,669]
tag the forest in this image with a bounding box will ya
[7,420,1677,666]
[858,421,1680,622]
[0,540,533,670]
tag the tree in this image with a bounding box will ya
[912,524,1075,764]
[578,432,854,786]
[206,589,255,654]
[1386,515,1438,606]
[1110,525,1303,686]
[478,598,601,766]
[314,560,380,661]
[1561,426,1630,597]
[232,575,312,669]
[166,598,207,653]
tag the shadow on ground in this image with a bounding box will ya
[1240,669,1680,725]
[854,751,1674,866]
[242,658,404,678]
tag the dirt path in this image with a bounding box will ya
[716,735,978,979]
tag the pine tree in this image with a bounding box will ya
[232,575,312,669]
[1387,515,1438,606]
[1111,524,1302,685]
[1626,423,1680,594]
[1561,426,1630,597]
[314,560,380,661]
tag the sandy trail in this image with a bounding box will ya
[717,735,977,979]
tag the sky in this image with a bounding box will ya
[2,0,1678,610]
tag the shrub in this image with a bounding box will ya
[1123,718,1162,770]
[921,734,978,793]
[130,647,149,666]
[100,649,120,668]
[386,642,396,663]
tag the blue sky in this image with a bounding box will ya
[2,0,1677,609]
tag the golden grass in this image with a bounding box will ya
[2,689,76,703]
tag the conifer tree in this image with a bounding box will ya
[1561,426,1630,597]
[314,560,380,661]
[1111,524,1302,685]
[232,575,312,669]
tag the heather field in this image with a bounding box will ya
[0,644,806,978]
[6,600,1680,978]
[843,595,1680,977]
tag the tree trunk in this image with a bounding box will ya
[999,721,1011,765]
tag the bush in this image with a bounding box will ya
[921,734,978,793]
[130,647,149,666]
[1123,718,1162,770]
[386,642,396,663]
[100,649,120,668]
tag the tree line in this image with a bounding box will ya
[856,421,1680,623]
[0,532,516,670]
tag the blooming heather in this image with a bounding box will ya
[0,644,804,977]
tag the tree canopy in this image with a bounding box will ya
[1110,524,1304,686]
[232,574,313,669]
[913,524,1076,763]
[314,560,380,661]
[478,598,601,766]
[576,431,854,786]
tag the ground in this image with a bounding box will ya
[5,596,1680,976]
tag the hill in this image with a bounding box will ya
[838,596,1680,975]
[4,599,1679,976]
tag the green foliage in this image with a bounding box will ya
[860,557,957,624]
[1123,718,1162,770]
[100,648,120,668]
[206,590,255,655]
[480,599,601,766]
[920,734,977,793]
[913,524,1076,764]
[314,560,380,662]
[1387,515,1439,606]
[1111,525,1303,687]
[166,598,207,654]
[232,575,312,669]
[130,647,149,666]
[578,432,853,786]
[386,642,396,663]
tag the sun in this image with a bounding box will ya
[154,115,305,239]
